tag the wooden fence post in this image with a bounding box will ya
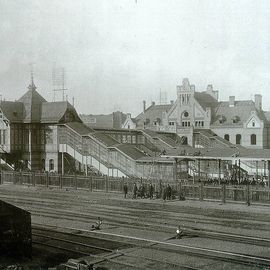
[13,171,16,185]
[89,175,93,192]
[74,173,77,190]
[60,174,63,189]
[32,172,36,187]
[199,181,204,201]
[246,184,250,206]
[46,172,49,188]
[105,175,109,193]
[20,171,23,185]
[221,183,226,204]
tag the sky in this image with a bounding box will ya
[0,0,270,116]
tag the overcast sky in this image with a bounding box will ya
[1,0,270,115]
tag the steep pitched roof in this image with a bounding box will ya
[18,85,46,123]
[0,101,24,122]
[194,92,218,110]
[41,101,80,123]
[136,104,172,124]
[211,100,268,126]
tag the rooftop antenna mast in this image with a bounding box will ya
[159,89,167,105]
[52,64,68,102]
[29,62,36,89]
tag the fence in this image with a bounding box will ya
[0,171,269,205]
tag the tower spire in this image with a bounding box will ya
[28,63,36,91]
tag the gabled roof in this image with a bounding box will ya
[211,100,268,126]
[0,101,24,122]
[41,101,80,123]
[194,92,218,110]
[136,104,172,123]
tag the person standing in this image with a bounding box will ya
[123,183,128,198]
[149,183,154,199]
[162,184,167,202]
[167,184,172,200]
[132,183,138,199]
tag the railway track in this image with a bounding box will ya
[3,194,270,233]
[32,224,270,269]
[4,196,270,248]
[1,188,270,268]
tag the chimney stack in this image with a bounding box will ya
[143,100,146,113]
[207,84,213,92]
[254,94,262,111]
[229,96,235,107]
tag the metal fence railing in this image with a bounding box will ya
[0,171,269,205]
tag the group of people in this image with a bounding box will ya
[124,182,155,199]
[203,177,267,187]
[123,182,176,201]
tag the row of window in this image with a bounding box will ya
[224,134,257,145]
[0,130,6,145]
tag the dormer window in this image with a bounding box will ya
[232,116,240,123]
[218,115,226,124]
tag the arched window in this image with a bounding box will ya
[49,159,54,171]
[41,159,45,171]
[251,134,256,145]
[236,134,241,145]
[224,134,230,141]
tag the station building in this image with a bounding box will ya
[0,80,81,172]
[1,78,270,183]
[126,78,270,149]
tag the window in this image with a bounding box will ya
[169,121,175,126]
[201,121,204,127]
[251,134,256,145]
[49,159,54,171]
[183,111,189,117]
[236,134,241,145]
[224,134,230,141]
[252,121,255,127]
[41,159,45,171]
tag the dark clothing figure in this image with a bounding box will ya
[92,217,102,230]
[162,185,167,201]
[139,184,145,198]
[149,184,154,199]
[166,184,172,200]
[123,183,128,198]
[132,183,138,199]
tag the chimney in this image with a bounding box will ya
[229,96,235,107]
[254,94,262,111]
[143,100,146,113]
[207,84,213,92]
[151,101,155,106]
[170,100,174,104]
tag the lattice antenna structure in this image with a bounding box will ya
[159,89,167,105]
[52,64,68,102]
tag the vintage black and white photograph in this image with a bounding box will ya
[0,0,270,269]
